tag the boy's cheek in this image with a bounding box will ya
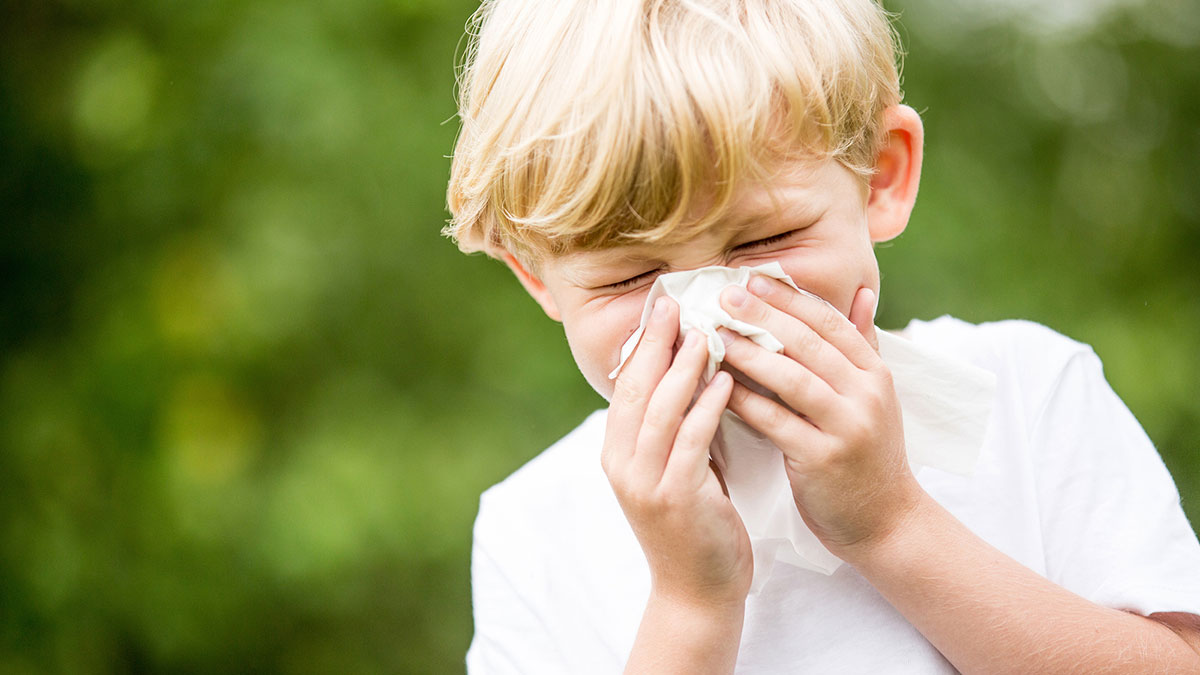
[565,311,651,388]
[563,333,621,400]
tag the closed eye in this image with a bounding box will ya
[604,268,663,290]
[735,229,800,251]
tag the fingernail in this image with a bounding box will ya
[867,288,878,322]
[748,276,771,297]
[725,286,750,308]
[652,296,669,320]
[682,330,701,349]
[718,328,736,346]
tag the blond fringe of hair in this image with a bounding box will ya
[445,0,903,264]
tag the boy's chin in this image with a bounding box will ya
[585,370,620,403]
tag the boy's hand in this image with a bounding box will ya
[718,278,923,558]
[602,297,752,611]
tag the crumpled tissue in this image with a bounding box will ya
[609,263,996,589]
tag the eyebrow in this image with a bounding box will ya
[557,250,659,286]
[725,197,823,242]
[557,189,825,283]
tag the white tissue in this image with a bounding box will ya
[608,264,793,381]
[609,263,996,589]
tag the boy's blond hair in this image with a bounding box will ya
[445,0,902,265]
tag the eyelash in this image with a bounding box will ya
[607,268,663,289]
[603,230,800,289]
[736,229,798,250]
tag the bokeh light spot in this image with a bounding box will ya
[71,31,161,163]
[161,373,261,486]
[152,238,236,354]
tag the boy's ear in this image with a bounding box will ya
[501,252,563,322]
[867,105,924,243]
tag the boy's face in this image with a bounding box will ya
[526,160,881,399]
[509,107,922,400]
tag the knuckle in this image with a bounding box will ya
[844,421,868,446]
[805,447,836,472]
[606,469,628,497]
[640,328,665,349]
[817,306,844,337]
[784,293,812,322]
[633,482,672,509]
[599,448,618,477]
[865,388,889,416]
[842,411,874,445]
[625,490,650,511]
[613,378,648,409]
[874,365,895,389]
[673,423,698,449]
[652,485,686,512]
[602,457,627,485]
[862,377,895,413]
[762,400,793,430]
[674,420,708,450]
[783,371,812,404]
[789,440,833,474]
[641,400,677,432]
[797,327,823,356]
[625,476,658,505]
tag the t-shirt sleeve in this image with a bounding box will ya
[466,492,571,675]
[1031,348,1200,616]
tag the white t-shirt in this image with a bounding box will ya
[466,317,1200,674]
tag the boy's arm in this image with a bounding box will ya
[846,488,1200,673]
[624,593,746,675]
[601,297,750,675]
[719,278,1200,674]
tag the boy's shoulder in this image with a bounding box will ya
[904,315,1096,377]
[904,315,1092,362]
[903,315,1102,424]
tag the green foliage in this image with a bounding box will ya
[0,0,1196,671]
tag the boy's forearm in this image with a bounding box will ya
[624,592,745,675]
[843,490,1200,674]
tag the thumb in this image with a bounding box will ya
[849,287,879,352]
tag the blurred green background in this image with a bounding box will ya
[1,0,1196,672]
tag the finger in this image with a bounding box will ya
[662,370,734,489]
[720,284,857,390]
[632,330,711,479]
[743,276,880,371]
[726,381,825,465]
[604,297,680,464]
[848,287,879,352]
[719,331,842,426]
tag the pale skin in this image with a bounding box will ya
[503,105,1200,673]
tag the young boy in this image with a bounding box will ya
[446,1,1200,672]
